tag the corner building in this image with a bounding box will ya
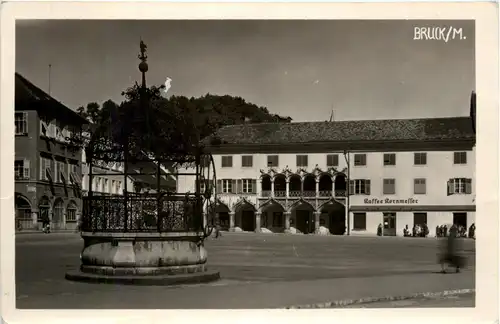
[177,115,476,237]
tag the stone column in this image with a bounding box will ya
[315,179,320,197]
[314,211,321,234]
[285,179,290,198]
[229,211,235,231]
[255,212,261,232]
[258,178,262,197]
[284,211,291,230]
[332,177,336,197]
[203,212,208,229]
[271,179,275,197]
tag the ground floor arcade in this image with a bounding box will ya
[210,202,476,237]
[15,192,81,231]
[212,199,347,235]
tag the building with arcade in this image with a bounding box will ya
[176,107,476,237]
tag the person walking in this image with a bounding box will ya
[440,225,463,273]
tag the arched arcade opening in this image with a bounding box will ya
[320,200,346,235]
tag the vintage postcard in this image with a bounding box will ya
[1,2,498,324]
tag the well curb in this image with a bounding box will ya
[283,288,475,309]
[65,269,221,286]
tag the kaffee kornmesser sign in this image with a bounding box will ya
[364,198,419,204]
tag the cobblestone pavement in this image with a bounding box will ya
[340,292,475,308]
[14,232,475,309]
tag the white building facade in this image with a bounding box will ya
[177,116,476,237]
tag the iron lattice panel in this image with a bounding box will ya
[81,193,203,232]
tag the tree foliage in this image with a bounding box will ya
[72,86,292,164]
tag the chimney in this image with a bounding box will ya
[470,91,476,134]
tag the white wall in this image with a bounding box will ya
[176,147,475,236]
[349,149,476,206]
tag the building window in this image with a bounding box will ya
[413,212,427,226]
[103,179,108,193]
[453,152,467,165]
[383,179,396,195]
[111,180,116,194]
[414,178,427,195]
[15,112,28,135]
[414,152,427,165]
[241,155,253,167]
[54,160,66,183]
[354,154,366,166]
[221,156,233,168]
[116,181,122,194]
[222,179,233,193]
[40,157,52,181]
[448,178,472,195]
[241,179,255,193]
[383,153,396,166]
[66,202,77,222]
[267,155,279,167]
[273,212,284,227]
[14,159,30,180]
[326,154,339,167]
[353,213,366,230]
[349,179,371,195]
[296,155,308,167]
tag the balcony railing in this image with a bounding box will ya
[319,190,332,197]
[302,191,316,197]
[261,190,272,197]
[335,190,347,197]
[259,189,347,198]
[274,191,286,197]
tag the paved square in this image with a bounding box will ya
[15,233,475,308]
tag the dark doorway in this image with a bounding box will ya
[383,212,397,236]
[218,212,230,230]
[295,210,312,234]
[453,212,467,227]
[413,212,427,226]
[241,210,255,231]
[329,210,346,235]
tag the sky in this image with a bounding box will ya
[16,20,475,122]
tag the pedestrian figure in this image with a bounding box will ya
[214,224,222,238]
[41,212,50,234]
[377,223,382,236]
[443,225,448,237]
[422,223,429,237]
[439,225,464,273]
[468,223,475,239]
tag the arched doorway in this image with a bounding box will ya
[15,194,32,229]
[261,175,271,197]
[318,174,333,197]
[235,202,256,232]
[53,198,65,230]
[214,203,230,231]
[260,200,285,233]
[38,196,50,226]
[303,174,316,197]
[321,200,346,235]
[274,174,286,197]
[292,200,315,234]
[335,173,347,197]
[289,175,301,197]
